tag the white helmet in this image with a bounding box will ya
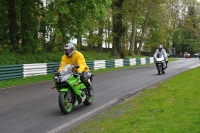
[64,43,75,57]
[158,45,163,52]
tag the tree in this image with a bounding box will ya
[46,0,112,49]
[8,0,19,51]
[20,0,43,53]
[112,0,126,58]
[0,0,9,47]
[172,0,200,54]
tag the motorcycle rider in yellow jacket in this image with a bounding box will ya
[58,43,93,96]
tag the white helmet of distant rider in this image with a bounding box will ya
[158,45,163,52]
[64,43,75,57]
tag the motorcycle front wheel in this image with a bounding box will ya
[58,92,73,114]
[157,64,162,75]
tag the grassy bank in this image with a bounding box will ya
[69,66,200,133]
[0,51,117,65]
[0,50,138,66]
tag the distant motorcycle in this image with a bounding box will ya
[184,53,191,59]
[154,55,167,75]
[52,64,94,114]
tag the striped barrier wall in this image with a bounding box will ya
[23,63,47,78]
[0,64,23,80]
[0,57,154,81]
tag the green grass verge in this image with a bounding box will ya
[69,65,200,133]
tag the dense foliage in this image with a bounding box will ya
[1,0,200,59]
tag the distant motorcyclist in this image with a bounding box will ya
[58,43,93,96]
[154,45,168,68]
[184,52,191,59]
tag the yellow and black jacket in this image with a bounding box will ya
[58,50,89,73]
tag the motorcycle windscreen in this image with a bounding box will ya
[61,74,71,82]
[61,64,74,82]
[62,64,73,74]
[155,55,164,61]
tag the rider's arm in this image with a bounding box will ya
[154,50,158,58]
[58,55,68,72]
[163,49,168,61]
[77,53,87,73]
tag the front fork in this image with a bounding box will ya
[58,88,72,103]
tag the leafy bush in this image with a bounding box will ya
[0,50,138,66]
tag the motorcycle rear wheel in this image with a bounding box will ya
[59,92,73,114]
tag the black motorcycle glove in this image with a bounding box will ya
[54,72,62,77]
[154,57,156,62]
[73,72,81,78]
[53,72,60,80]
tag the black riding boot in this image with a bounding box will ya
[87,85,93,96]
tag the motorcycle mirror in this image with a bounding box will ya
[53,67,58,72]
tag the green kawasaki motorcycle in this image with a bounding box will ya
[52,64,94,114]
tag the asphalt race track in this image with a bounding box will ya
[0,58,199,133]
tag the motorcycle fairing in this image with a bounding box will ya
[59,87,69,92]
[66,75,86,97]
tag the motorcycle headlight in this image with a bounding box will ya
[54,76,60,83]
